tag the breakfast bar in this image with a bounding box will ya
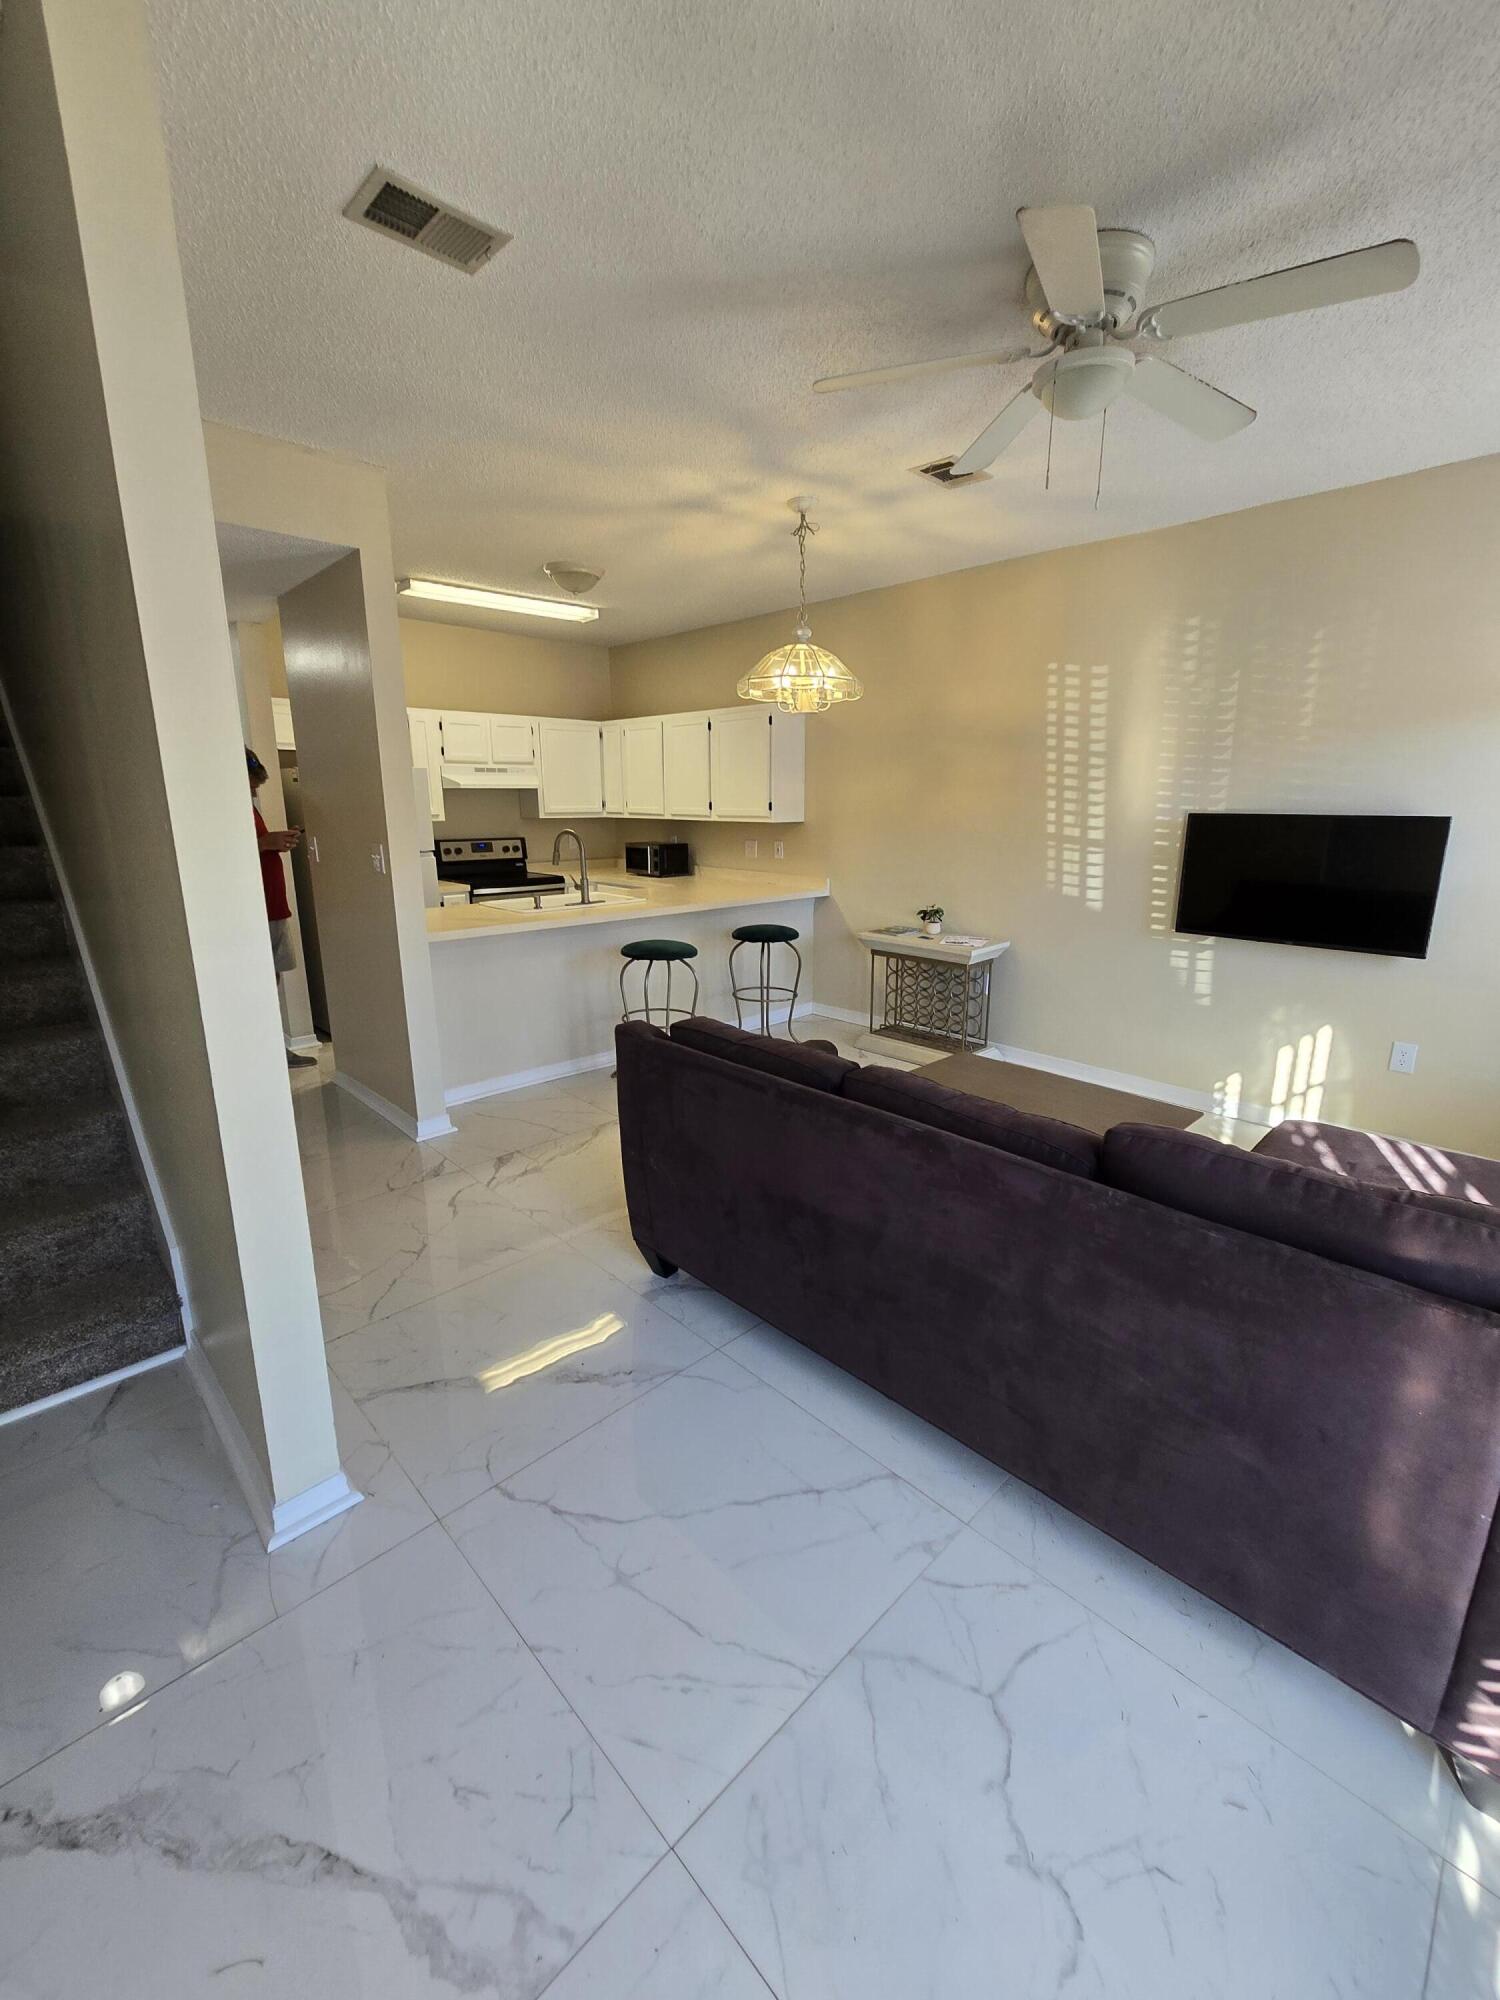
[427,861,829,1099]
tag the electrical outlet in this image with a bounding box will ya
[1389,1040,1419,1074]
[370,844,386,876]
[773,840,785,860]
[744,839,758,859]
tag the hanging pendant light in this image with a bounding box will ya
[738,497,863,715]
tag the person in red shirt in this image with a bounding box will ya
[247,747,314,1069]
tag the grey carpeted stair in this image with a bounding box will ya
[0,721,182,1412]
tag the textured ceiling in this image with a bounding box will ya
[151,0,1500,647]
[215,522,346,621]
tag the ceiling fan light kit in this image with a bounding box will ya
[816,205,1418,488]
[738,498,864,716]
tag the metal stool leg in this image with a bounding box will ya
[784,941,802,1040]
[759,940,771,1036]
[729,940,748,1030]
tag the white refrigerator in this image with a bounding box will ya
[413,766,442,909]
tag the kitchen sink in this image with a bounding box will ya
[543,883,645,910]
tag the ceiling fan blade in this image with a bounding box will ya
[1125,355,1255,439]
[1017,205,1105,323]
[950,384,1042,476]
[1140,238,1419,341]
[813,347,1043,393]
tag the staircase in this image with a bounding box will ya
[0,723,182,1413]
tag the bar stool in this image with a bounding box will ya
[619,938,700,1029]
[729,923,802,1038]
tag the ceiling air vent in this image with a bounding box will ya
[912,456,993,488]
[343,166,511,274]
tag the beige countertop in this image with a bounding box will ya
[426,861,829,945]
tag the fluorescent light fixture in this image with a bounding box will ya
[397,577,599,623]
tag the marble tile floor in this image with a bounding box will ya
[0,1018,1492,1994]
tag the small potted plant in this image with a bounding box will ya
[917,904,944,938]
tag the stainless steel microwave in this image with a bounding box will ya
[625,841,692,877]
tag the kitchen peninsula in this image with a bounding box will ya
[428,861,829,1098]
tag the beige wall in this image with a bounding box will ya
[235,616,314,1044]
[400,616,612,717]
[280,554,437,1110]
[0,0,336,1505]
[204,424,448,1132]
[611,457,1500,1151]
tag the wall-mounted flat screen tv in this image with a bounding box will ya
[1174,813,1450,959]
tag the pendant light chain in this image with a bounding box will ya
[794,509,817,631]
[736,498,863,714]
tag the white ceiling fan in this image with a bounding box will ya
[815,207,1419,478]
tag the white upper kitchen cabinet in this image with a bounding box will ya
[662,714,712,817]
[438,710,493,763]
[489,715,537,764]
[407,708,445,821]
[600,722,626,815]
[271,696,295,751]
[707,706,807,821]
[622,719,665,815]
[536,718,604,816]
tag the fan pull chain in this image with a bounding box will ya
[1094,407,1108,511]
[1044,395,1055,492]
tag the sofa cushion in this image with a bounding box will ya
[667,1016,857,1095]
[846,1065,1100,1178]
[1104,1122,1500,1314]
[1253,1119,1500,1209]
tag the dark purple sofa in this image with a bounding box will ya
[616,1016,1500,1803]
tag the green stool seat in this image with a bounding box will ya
[620,938,698,962]
[619,937,700,1030]
[731,922,800,945]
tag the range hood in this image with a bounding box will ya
[440,762,537,791]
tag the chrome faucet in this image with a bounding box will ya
[551,828,593,904]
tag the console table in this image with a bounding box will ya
[857,930,1010,1054]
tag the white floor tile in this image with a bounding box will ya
[969,1473,1454,1850]
[682,1528,1442,2000]
[310,1172,556,1339]
[447,1350,958,1841]
[1429,1865,1500,1998]
[0,1530,664,1999]
[541,1855,769,2000]
[0,1356,190,1487]
[467,1122,628,1232]
[724,1322,1006,1518]
[300,1124,469,1215]
[264,1380,435,1615]
[435,1082,613,1175]
[328,1240,711,1517]
[565,1212,760,1346]
[0,1373,275,1786]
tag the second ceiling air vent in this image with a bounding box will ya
[343,166,512,274]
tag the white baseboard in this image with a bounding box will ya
[441,1000,814,1110]
[186,1340,278,1543]
[266,1469,362,1550]
[284,1033,321,1054]
[803,1001,865,1026]
[333,1068,457,1142]
[809,1002,1275,1125]
[0,1342,186,1430]
[185,1340,363,1551]
[445,1047,616,1107]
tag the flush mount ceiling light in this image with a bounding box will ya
[542,561,604,597]
[397,578,599,623]
[737,498,863,716]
